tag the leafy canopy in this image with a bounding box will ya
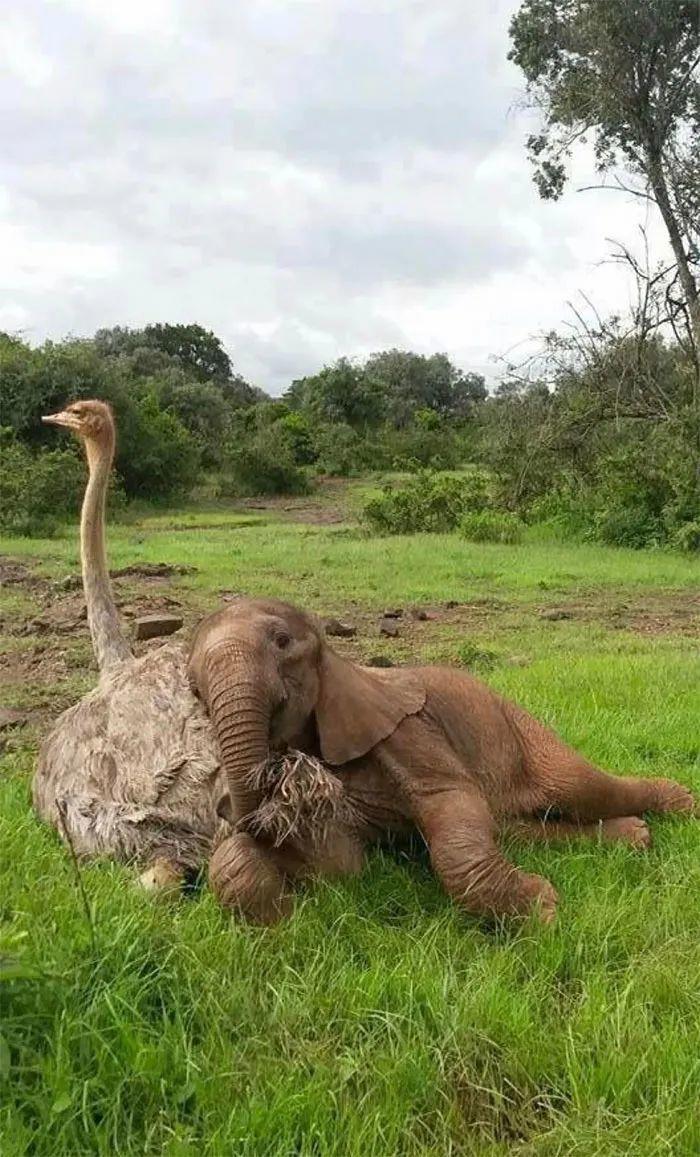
[509,0,700,200]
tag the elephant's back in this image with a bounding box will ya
[417,664,524,782]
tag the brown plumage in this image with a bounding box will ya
[32,401,226,874]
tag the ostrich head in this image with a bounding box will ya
[42,399,115,445]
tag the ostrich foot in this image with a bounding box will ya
[138,857,184,896]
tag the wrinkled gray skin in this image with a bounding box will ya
[190,598,694,925]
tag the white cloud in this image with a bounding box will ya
[0,0,672,391]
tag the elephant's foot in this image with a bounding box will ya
[138,857,185,896]
[450,856,559,924]
[516,873,558,925]
[599,816,651,848]
[209,832,293,925]
[645,779,695,815]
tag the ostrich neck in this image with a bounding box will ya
[82,436,131,672]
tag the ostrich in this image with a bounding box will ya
[33,400,225,889]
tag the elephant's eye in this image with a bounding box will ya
[275,631,291,650]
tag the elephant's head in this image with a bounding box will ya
[188,597,426,824]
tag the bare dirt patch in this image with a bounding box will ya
[0,557,50,591]
[533,591,700,637]
[238,478,350,526]
[0,556,206,732]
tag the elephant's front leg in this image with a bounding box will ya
[209,832,294,924]
[416,790,558,923]
[208,827,365,924]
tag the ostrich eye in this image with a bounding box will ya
[275,632,291,650]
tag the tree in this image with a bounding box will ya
[94,322,235,383]
[0,336,125,445]
[286,358,387,429]
[142,323,232,382]
[364,349,486,425]
[220,374,267,408]
[115,389,201,499]
[509,0,700,342]
[163,381,231,467]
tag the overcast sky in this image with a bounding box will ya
[1,0,668,392]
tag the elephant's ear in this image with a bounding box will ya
[316,648,426,765]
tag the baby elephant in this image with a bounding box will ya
[189,597,694,924]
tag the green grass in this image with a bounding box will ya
[2,503,700,1154]
[1,507,698,610]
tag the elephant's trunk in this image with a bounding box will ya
[205,649,274,822]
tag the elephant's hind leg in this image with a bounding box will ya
[503,815,651,850]
[417,790,558,924]
[532,755,693,821]
[510,706,695,820]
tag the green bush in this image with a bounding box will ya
[592,505,664,550]
[278,412,317,466]
[455,641,500,670]
[223,423,310,496]
[362,469,492,535]
[0,436,84,536]
[115,390,201,500]
[668,520,700,553]
[313,423,360,476]
[388,424,462,472]
[459,510,523,544]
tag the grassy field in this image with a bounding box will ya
[1,489,700,1155]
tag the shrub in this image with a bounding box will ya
[459,510,523,544]
[593,505,664,550]
[278,411,317,465]
[388,424,462,471]
[667,520,700,553]
[223,423,310,496]
[455,641,500,670]
[0,436,84,536]
[313,423,360,476]
[362,469,492,535]
[115,389,201,500]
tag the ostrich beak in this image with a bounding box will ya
[42,411,81,430]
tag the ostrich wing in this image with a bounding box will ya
[33,643,225,867]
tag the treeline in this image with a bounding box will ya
[0,326,487,530]
[1,320,698,551]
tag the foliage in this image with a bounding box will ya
[95,322,233,383]
[455,641,500,670]
[114,390,201,500]
[278,411,317,466]
[159,380,231,468]
[669,520,700,553]
[362,469,492,535]
[477,318,700,552]
[288,350,486,433]
[0,324,267,519]
[287,357,387,430]
[223,421,310,496]
[312,423,361,476]
[364,349,487,427]
[459,510,523,544]
[386,415,465,472]
[0,435,84,536]
[509,0,700,338]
